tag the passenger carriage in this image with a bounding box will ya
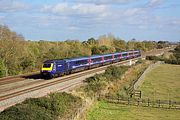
[40,50,141,78]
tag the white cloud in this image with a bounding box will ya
[67,26,80,31]
[73,4,109,16]
[0,0,28,12]
[123,8,145,16]
[42,3,110,17]
[148,0,164,7]
[172,20,180,25]
[52,3,70,13]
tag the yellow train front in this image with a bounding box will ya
[40,60,66,78]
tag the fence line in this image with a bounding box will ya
[99,95,180,110]
[127,61,163,96]
[67,94,180,120]
[66,61,174,119]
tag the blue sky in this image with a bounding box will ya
[0,0,180,42]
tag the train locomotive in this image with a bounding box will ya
[40,50,141,78]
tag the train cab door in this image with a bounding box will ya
[53,62,56,72]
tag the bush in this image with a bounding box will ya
[105,66,128,80]
[0,92,82,120]
[0,104,53,120]
[85,74,107,94]
[0,59,6,77]
[84,66,129,95]
[164,59,180,65]
[146,56,159,61]
[136,58,144,64]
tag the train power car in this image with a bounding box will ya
[40,50,141,78]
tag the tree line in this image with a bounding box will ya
[0,25,170,77]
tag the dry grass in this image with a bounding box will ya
[108,61,151,95]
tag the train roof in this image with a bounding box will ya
[65,56,89,62]
[44,59,65,63]
[43,50,140,63]
[90,55,103,58]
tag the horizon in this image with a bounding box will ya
[0,0,180,42]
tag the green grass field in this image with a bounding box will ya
[86,64,180,120]
[139,64,180,101]
[87,101,180,120]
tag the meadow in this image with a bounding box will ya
[87,101,180,120]
[139,64,180,101]
[86,64,180,120]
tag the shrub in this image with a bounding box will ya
[105,66,128,81]
[0,92,82,120]
[146,56,159,61]
[136,58,144,64]
[84,66,129,95]
[85,74,107,94]
[0,104,53,120]
[0,59,6,77]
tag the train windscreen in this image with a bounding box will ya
[43,64,51,68]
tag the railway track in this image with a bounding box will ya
[0,58,137,102]
[0,80,44,95]
[0,47,174,111]
[0,73,44,95]
[0,77,25,85]
[0,73,39,85]
[0,47,172,86]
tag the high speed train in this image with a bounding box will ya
[40,50,141,78]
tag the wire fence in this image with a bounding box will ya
[65,61,178,119]
[65,94,180,120]
[99,94,180,110]
[127,61,163,97]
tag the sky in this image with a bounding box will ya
[0,0,180,42]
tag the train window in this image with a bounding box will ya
[129,52,133,55]
[122,53,127,57]
[104,56,112,60]
[115,54,120,58]
[92,57,102,62]
[75,60,88,65]
[43,64,51,68]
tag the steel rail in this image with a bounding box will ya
[0,58,139,101]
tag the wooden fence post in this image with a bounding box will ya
[174,101,176,109]
[128,98,130,105]
[158,100,160,108]
[148,98,150,107]
[169,100,171,109]
[139,91,142,98]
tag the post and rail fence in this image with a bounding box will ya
[98,94,180,110]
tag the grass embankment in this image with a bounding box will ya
[139,64,180,101]
[87,101,180,120]
[108,61,150,97]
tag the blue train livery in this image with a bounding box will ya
[40,50,141,78]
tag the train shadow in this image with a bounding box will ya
[23,73,47,80]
